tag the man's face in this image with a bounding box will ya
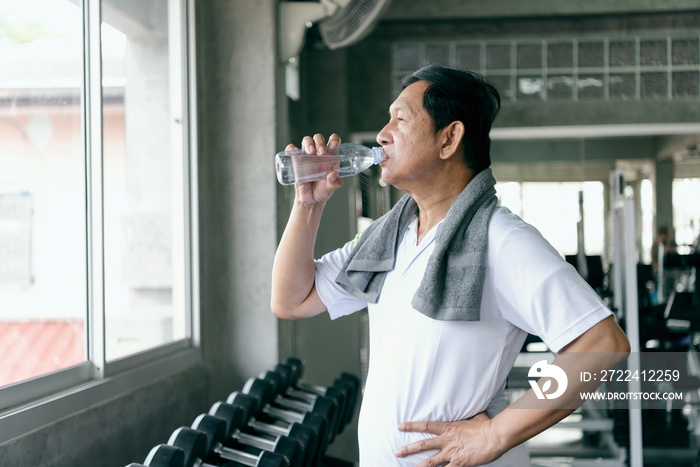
[375,80,444,191]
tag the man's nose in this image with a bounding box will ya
[376,125,391,145]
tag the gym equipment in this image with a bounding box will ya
[192,411,302,466]
[245,374,339,444]
[169,424,288,467]
[280,358,360,422]
[241,376,336,447]
[228,389,329,467]
[211,400,317,467]
[268,364,350,434]
[125,444,185,467]
[610,167,643,466]
[272,360,359,434]
[259,369,341,443]
[166,428,210,467]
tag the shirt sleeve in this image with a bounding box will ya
[491,219,613,353]
[315,240,368,320]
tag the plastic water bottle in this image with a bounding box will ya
[275,143,385,185]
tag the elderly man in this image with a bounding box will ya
[271,65,629,466]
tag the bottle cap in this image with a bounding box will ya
[371,147,385,164]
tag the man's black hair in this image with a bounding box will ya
[401,65,501,174]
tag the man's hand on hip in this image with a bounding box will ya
[395,412,505,467]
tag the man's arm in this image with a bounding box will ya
[270,134,343,320]
[395,315,630,467]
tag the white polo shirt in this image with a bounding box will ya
[315,207,612,466]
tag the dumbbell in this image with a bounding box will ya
[125,443,185,467]
[193,408,303,466]
[246,374,340,445]
[234,382,330,466]
[227,390,327,467]
[241,377,334,447]
[280,358,361,433]
[279,358,360,423]
[259,369,341,443]
[211,399,317,467]
[270,363,356,435]
[169,424,288,467]
[265,365,348,437]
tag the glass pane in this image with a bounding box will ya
[456,45,480,71]
[486,44,511,70]
[547,75,574,99]
[640,180,654,265]
[102,0,186,361]
[521,182,604,256]
[0,1,86,386]
[609,73,636,100]
[672,71,700,98]
[578,42,604,68]
[673,179,700,250]
[517,75,544,101]
[640,72,667,99]
[609,40,636,67]
[640,40,667,66]
[548,42,573,68]
[426,45,450,66]
[578,74,604,100]
[394,44,421,70]
[517,43,541,69]
[392,74,403,98]
[487,75,512,101]
[495,182,521,216]
[672,38,699,65]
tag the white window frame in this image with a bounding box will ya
[0,0,200,444]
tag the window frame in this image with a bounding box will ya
[0,0,200,443]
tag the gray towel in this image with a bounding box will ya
[335,168,498,321]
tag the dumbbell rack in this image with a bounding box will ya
[124,357,360,467]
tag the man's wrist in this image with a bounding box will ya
[292,198,327,229]
[488,413,516,458]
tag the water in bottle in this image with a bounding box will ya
[275,143,385,185]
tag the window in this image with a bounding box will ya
[496,181,605,257]
[100,0,189,361]
[673,178,700,253]
[392,36,700,101]
[0,0,88,388]
[640,179,654,265]
[0,0,198,428]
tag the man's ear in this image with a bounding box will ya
[439,121,465,160]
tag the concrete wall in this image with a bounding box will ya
[0,368,209,467]
[196,0,281,402]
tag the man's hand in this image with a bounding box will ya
[291,133,344,206]
[395,412,505,467]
